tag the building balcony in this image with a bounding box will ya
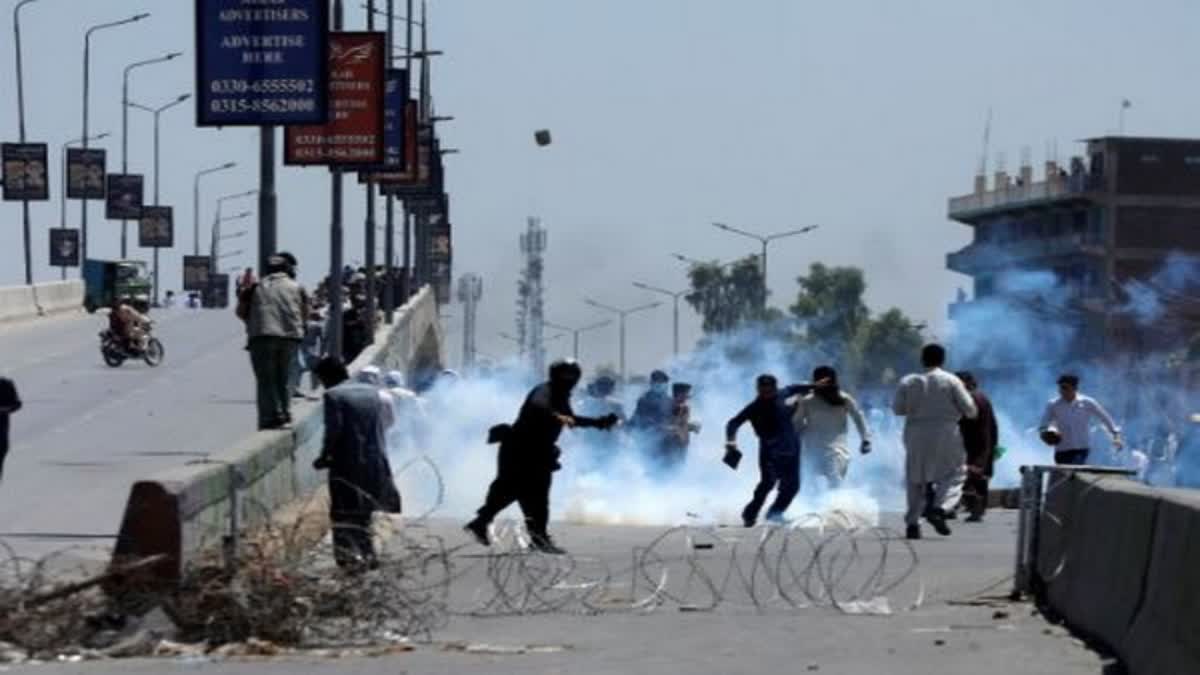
[946,234,1106,274]
[948,173,1097,221]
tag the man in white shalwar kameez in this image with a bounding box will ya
[893,344,977,539]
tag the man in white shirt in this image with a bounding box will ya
[893,344,978,540]
[1038,374,1122,465]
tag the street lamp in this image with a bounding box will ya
[633,282,689,357]
[711,222,819,310]
[13,0,46,285]
[121,51,182,258]
[128,93,189,306]
[193,162,236,256]
[81,12,150,268]
[58,132,110,279]
[584,298,661,384]
[671,252,756,269]
[544,319,612,361]
[212,210,252,272]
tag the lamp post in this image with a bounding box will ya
[543,319,612,362]
[671,252,756,269]
[82,12,150,268]
[193,162,236,256]
[711,222,819,311]
[211,209,252,272]
[59,132,110,279]
[584,299,661,384]
[128,93,189,305]
[121,51,182,258]
[632,282,688,357]
[13,0,45,285]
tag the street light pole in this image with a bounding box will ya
[121,51,181,258]
[327,0,347,360]
[633,282,688,357]
[711,222,819,312]
[14,0,44,285]
[363,0,378,339]
[129,94,189,305]
[544,319,612,361]
[82,13,150,269]
[193,162,236,257]
[584,299,661,383]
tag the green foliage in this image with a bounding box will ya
[790,263,870,351]
[852,308,926,386]
[683,255,766,333]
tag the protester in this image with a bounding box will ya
[725,374,817,527]
[793,366,872,491]
[290,310,325,397]
[1038,374,1122,465]
[576,374,627,466]
[312,357,401,571]
[0,376,21,483]
[465,359,619,554]
[893,344,978,540]
[657,382,698,473]
[236,267,257,296]
[955,371,998,522]
[237,252,310,430]
[383,369,431,453]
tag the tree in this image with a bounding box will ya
[790,263,870,362]
[684,255,766,333]
[852,308,926,386]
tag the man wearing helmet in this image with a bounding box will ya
[465,359,620,554]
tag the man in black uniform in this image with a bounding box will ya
[465,360,619,554]
[0,376,21,483]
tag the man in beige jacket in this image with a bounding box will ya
[238,252,309,430]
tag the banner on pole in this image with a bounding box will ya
[2,142,49,201]
[139,206,174,248]
[195,0,330,126]
[183,255,211,291]
[66,148,106,200]
[105,174,144,220]
[284,32,386,166]
[204,273,231,308]
[48,228,81,267]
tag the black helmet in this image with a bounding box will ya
[650,369,669,384]
[549,359,583,384]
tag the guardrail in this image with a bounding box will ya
[0,280,84,323]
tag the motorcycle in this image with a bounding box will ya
[99,323,165,367]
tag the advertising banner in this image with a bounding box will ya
[105,174,144,220]
[429,224,451,263]
[183,255,212,292]
[66,148,106,200]
[195,0,329,126]
[2,142,49,201]
[364,100,419,185]
[139,206,174,248]
[284,32,386,165]
[204,273,231,308]
[48,228,81,268]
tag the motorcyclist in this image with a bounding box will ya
[108,295,150,352]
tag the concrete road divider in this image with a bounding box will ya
[0,280,84,323]
[109,287,444,586]
[1121,488,1200,675]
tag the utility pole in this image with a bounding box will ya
[363,0,377,339]
[383,0,396,322]
[457,273,482,369]
[633,281,688,356]
[544,318,611,362]
[401,0,414,300]
[711,222,819,312]
[327,0,346,359]
[518,218,547,376]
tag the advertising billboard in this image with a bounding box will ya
[2,142,49,201]
[105,174,144,220]
[138,206,174,248]
[48,228,81,267]
[195,0,329,126]
[66,148,106,200]
[284,32,386,166]
[183,255,212,292]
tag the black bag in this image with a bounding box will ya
[722,446,743,470]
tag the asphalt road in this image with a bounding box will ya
[8,513,1115,674]
[0,308,255,561]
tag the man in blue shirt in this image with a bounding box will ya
[726,374,816,526]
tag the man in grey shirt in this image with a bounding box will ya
[237,252,310,430]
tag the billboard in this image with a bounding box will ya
[183,255,212,292]
[66,148,106,199]
[2,142,49,201]
[204,273,231,309]
[429,224,451,263]
[106,174,144,219]
[363,100,418,185]
[139,206,174,248]
[48,228,81,267]
[195,0,329,126]
[284,32,386,166]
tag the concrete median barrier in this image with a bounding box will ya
[109,287,444,585]
[0,280,83,323]
[1121,488,1200,675]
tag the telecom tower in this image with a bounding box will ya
[457,274,483,370]
[517,217,547,376]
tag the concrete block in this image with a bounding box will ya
[1122,488,1200,675]
[0,284,39,323]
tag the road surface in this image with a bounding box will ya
[0,308,255,561]
[11,513,1113,674]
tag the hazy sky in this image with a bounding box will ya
[2,0,1198,374]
